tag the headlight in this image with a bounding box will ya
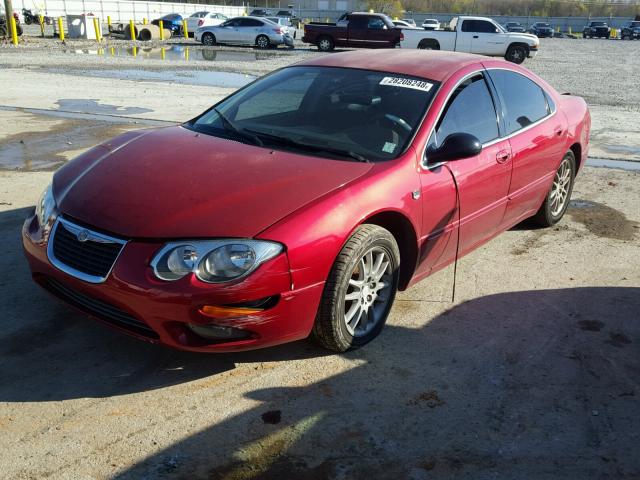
[151,240,282,283]
[36,184,56,228]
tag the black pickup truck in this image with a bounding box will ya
[302,12,403,51]
[583,21,611,39]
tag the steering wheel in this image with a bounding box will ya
[382,114,412,133]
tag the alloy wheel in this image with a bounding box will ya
[343,247,393,337]
[550,157,572,216]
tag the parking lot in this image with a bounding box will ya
[1,34,639,479]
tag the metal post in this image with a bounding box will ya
[39,15,45,37]
[3,0,14,36]
[182,18,187,38]
[159,19,164,40]
[129,18,135,39]
[57,16,65,40]
[9,13,18,44]
[93,16,101,41]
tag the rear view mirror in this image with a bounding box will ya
[427,133,482,164]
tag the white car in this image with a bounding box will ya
[402,18,416,27]
[402,15,539,64]
[266,16,296,38]
[186,11,228,36]
[421,18,440,30]
[393,20,420,29]
[195,16,294,48]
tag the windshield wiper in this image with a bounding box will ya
[213,108,263,147]
[244,128,369,163]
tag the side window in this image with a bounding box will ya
[462,20,496,33]
[488,70,550,134]
[368,18,386,29]
[431,74,499,147]
[349,16,368,29]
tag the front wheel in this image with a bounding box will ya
[312,225,400,352]
[533,150,576,227]
[505,44,528,64]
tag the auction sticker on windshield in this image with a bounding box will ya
[379,77,433,92]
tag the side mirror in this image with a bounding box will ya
[427,133,482,164]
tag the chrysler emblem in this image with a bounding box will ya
[76,229,90,242]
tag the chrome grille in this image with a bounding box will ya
[47,217,127,283]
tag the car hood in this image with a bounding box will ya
[53,126,372,239]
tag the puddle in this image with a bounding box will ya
[56,99,153,116]
[0,113,145,171]
[586,158,640,171]
[62,46,279,63]
[600,144,640,156]
[50,67,255,87]
[567,199,638,241]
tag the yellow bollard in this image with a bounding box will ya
[107,15,111,29]
[183,19,188,39]
[93,17,102,42]
[161,47,165,60]
[110,46,115,56]
[611,27,617,38]
[132,46,137,57]
[143,18,147,25]
[39,15,45,37]
[129,19,135,40]
[9,15,18,45]
[159,20,164,40]
[57,17,65,41]
[185,47,189,60]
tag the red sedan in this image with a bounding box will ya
[23,50,590,352]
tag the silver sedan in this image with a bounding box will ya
[195,16,293,48]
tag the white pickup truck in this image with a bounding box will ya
[401,16,539,64]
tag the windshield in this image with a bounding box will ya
[187,66,439,162]
[592,21,606,26]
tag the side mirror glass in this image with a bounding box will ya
[427,133,482,164]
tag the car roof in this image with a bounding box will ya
[295,50,487,82]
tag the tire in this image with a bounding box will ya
[533,151,576,227]
[312,224,400,352]
[418,40,439,50]
[505,44,528,64]
[202,32,215,46]
[256,34,270,49]
[25,17,33,25]
[317,35,334,52]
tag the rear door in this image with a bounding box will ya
[486,68,565,227]
[418,71,512,275]
[237,18,263,44]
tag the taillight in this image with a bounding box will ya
[400,32,404,41]
[273,28,282,34]
[198,19,203,26]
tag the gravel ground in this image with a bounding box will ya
[0,34,639,479]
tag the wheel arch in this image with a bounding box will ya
[569,142,582,171]
[361,210,419,291]
[418,38,440,49]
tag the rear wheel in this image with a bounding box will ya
[256,34,270,49]
[418,40,439,50]
[505,44,527,64]
[533,151,576,227]
[202,32,216,46]
[317,35,334,52]
[312,224,400,352]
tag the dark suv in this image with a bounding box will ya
[583,21,610,38]
[529,22,554,37]
[504,22,525,32]
[621,20,640,40]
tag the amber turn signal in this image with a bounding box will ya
[199,305,264,318]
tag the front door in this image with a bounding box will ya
[418,72,512,275]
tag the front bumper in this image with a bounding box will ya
[22,213,324,352]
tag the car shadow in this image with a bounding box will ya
[111,286,640,479]
[0,206,330,401]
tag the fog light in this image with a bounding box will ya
[187,323,252,341]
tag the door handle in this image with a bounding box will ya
[555,128,564,136]
[496,150,510,164]
[473,35,479,38]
